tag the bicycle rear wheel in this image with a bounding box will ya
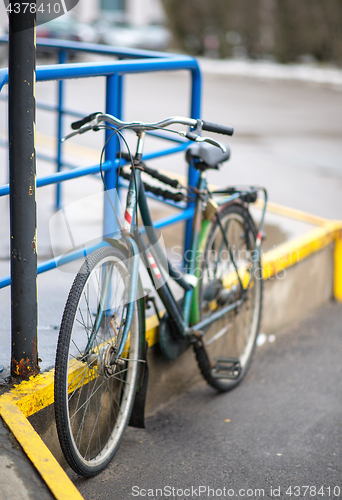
[194,203,262,392]
[54,246,142,476]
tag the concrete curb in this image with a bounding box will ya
[0,202,341,499]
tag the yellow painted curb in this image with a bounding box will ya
[334,226,342,302]
[0,216,340,500]
[0,398,84,500]
[145,314,161,348]
[3,369,56,418]
[261,222,341,279]
[1,215,340,417]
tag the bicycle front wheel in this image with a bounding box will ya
[194,203,262,392]
[54,246,142,477]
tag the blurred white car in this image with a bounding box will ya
[98,21,172,51]
[36,14,99,44]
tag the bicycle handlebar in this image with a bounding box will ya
[70,113,234,135]
[202,120,234,136]
[71,112,102,130]
[65,113,234,151]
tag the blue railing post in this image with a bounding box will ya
[103,72,123,238]
[56,49,67,210]
[116,61,124,120]
[184,66,202,260]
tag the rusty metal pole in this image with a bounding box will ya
[9,2,38,379]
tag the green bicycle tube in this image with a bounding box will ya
[182,174,207,326]
[189,218,212,325]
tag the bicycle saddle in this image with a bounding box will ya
[186,142,231,170]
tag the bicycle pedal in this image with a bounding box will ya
[212,357,241,380]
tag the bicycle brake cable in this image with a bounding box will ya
[98,126,128,243]
[98,124,138,244]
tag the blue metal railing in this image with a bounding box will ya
[0,37,202,289]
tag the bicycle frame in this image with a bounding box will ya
[54,113,268,473]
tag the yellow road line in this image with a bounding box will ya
[3,320,162,423]
[254,198,330,226]
[0,398,84,500]
[0,130,101,161]
[35,131,100,161]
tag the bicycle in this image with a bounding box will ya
[54,112,267,477]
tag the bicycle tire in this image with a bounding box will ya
[54,246,142,477]
[194,203,262,392]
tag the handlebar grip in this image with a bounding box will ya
[202,120,234,136]
[71,112,101,130]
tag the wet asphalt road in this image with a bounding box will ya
[70,301,342,500]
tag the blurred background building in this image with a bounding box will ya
[0,0,342,64]
[162,0,342,65]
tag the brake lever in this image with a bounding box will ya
[61,117,100,142]
[179,131,227,152]
[202,137,227,152]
